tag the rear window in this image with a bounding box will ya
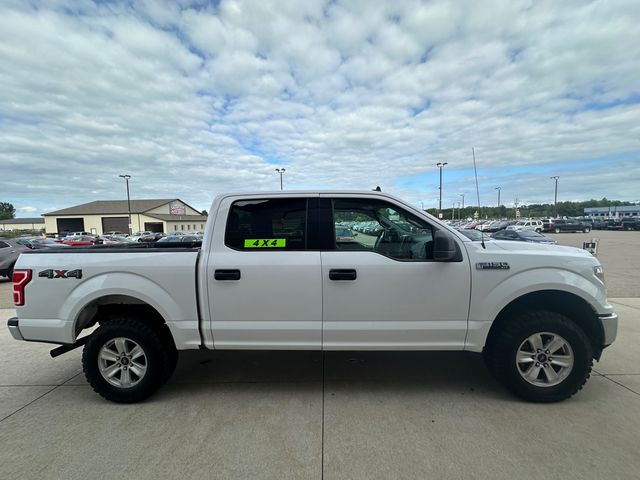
[225,198,307,250]
[0,241,10,248]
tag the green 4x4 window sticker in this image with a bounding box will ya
[243,239,287,248]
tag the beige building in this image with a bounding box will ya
[44,199,207,236]
[0,217,45,232]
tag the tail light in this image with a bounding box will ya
[12,269,32,306]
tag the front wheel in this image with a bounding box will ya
[583,227,591,233]
[487,311,593,402]
[83,318,171,403]
[554,227,561,233]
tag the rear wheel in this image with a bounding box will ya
[83,318,172,403]
[554,227,561,233]
[583,227,591,233]
[487,311,593,402]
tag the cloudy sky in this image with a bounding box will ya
[1,0,639,216]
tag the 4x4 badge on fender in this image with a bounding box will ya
[476,262,510,270]
[39,269,83,279]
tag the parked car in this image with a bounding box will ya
[455,229,493,241]
[140,232,165,242]
[62,235,96,246]
[591,219,608,230]
[549,219,591,233]
[335,226,356,242]
[157,235,200,243]
[99,235,134,246]
[604,219,624,230]
[129,231,152,242]
[24,238,70,250]
[541,219,556,233]
[483,221,511,233]
[492,229,557,244]
[621,218,640,231]
[0,238,30,278]
[506,220,543,233]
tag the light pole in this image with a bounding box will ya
[459,193,465,218]
[436,162,448,213]
[495,186,501,208]
[275,168,286,190]
[119,174,132,235]
[550,176,559,217]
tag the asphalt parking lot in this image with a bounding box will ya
[0,230,638,479]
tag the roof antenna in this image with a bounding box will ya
[373,186,381,191]
[472,147,486,249]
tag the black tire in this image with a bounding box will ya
[583,228,590,233]
[82,318,171,403]
[7,263,15,280]
[488,311,593,402]
[554,227,561,233]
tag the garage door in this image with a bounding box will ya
[144,222,164,233]
[102,217,129,234]
[57,218,84,235]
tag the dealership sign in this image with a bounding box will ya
[170,203,186,215]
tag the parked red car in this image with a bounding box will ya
[61,235,96,246]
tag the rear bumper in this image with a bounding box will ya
[7,317,74,344]
[7,317,24,341]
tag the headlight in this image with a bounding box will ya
[594,265,605,283]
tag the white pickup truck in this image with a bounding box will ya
[8,191,617,403]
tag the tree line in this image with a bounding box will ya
[0,202,16,220]
[425,198,637,220]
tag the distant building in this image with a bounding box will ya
[0,217,45,232]
[584,206,640,218]
[44,199,207,235]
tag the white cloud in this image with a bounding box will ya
[0,0,638,215]
[17,206,38,213]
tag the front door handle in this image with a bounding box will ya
[329,269,357,281]
[215,269,241,281]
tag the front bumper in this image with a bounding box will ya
[8,317,24,341]
[599,312,618,346]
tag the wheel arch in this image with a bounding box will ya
[74,294,176,351]
[484,290,604,360]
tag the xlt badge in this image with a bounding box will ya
[476,262,510,270]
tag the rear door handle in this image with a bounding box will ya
[214,269,241,281]
[329,269,357,281]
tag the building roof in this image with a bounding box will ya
[44,199,178,216]
[584,206,639,213]
[146,214,208,222]
[0,217,45,224]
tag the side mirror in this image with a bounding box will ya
[433,231,461,262]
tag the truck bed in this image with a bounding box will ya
[14,247,202,348]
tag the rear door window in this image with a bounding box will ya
[225,198,307,250]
